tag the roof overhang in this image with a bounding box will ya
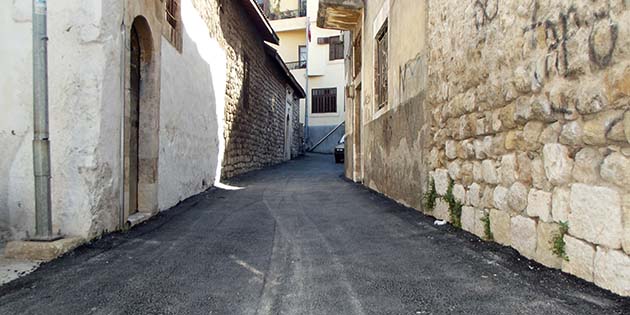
[317,0,363,30]
[240,0,280,44]
[264,44,306,99]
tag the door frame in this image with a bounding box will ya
[123,16,161,222]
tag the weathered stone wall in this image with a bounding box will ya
[426,0,630,296]
[355,0,430,209]
[292,102,304,159]
[196,0,303,179]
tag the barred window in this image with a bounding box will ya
[299,45,307,68]
[299,0,307,16]
[312,88,337,114]
[164,0,182,52]
[375,22,388,110]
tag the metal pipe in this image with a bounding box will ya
[119,6,127,229]
[304,16,310,149]
[32,0,54,240]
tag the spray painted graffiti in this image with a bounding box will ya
[589,11,618,68]
[523,1,619,77]
[474,0,499,30]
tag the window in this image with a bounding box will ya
[353,32,362,78]
[298,45,307,68]
[299,0,307,16]
[312,88,337,114]
[375,22,388,110]
[318,36,344,61]
[164,0,182,52]
[329,36,344,60]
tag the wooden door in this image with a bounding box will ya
[129,26,141,215]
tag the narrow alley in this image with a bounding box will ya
[0,155,627,315]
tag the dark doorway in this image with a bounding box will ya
[354,84,362,181]
[129,25,141,215]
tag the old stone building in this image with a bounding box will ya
[319,0,630,296]
[218,0,306,178]
[0,0,304,252]
[262,0,347,154]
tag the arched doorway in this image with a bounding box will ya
[129,24,141,215]
[125,16,159,221]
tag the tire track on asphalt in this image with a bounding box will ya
[257,171,365,315]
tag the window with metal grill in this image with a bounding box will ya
[165,0,182,52]
[375,22,388,110]
[299,45,307,68]
[312,88,337,114]
[299,0,307,16]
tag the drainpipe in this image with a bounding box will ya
[304,16,310,149]
[31,0,57,241]
[119,5,127,229]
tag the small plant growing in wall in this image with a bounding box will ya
[444,179,462,228]
[551,221,570,261]
[480,212,493,241]
[422,178,437,212]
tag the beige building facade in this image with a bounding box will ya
[319,0,630,296]
[0,0,303,249]
[262,0,347,152]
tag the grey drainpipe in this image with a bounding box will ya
[31,0,58,241]
[119,5,127,229]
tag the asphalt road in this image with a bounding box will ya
[0,154,628,314]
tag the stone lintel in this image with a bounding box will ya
[317,0,364,30]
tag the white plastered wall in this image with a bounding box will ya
[157,0,226,210]
[0,0,228,241]
[0,0,125,240]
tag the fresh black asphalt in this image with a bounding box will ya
[0,154,628,314]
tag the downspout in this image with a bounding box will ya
[31,0,57,241]
[119,4,126,229]
[304,16,310,149]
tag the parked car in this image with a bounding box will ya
[334,135,345,163]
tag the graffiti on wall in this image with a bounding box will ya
[474,0,499,30]
[523,1,619,78]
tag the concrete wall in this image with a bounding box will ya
[273,29,306,62]
[309,124,345,153]
[341,0,630,296]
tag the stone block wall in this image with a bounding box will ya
[193,0,301,178]
[194,0,303,179]
[425,0,630,296]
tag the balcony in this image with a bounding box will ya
[286,61,307,70]
[267,7,307,21]
[317,0,363,30]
